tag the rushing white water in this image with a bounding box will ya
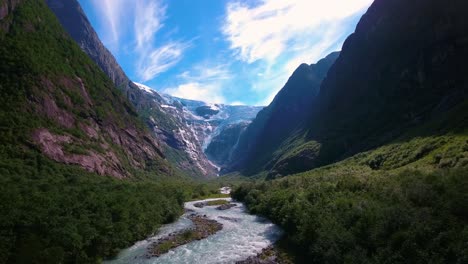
[105,198,282,264]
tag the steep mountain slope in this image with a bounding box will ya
[235,0,468,178]
[0,0,172,179]
[227,52,339,174]
[45,0,146,107]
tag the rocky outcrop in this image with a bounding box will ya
[32,128,126,178]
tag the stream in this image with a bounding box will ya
[105,196,282,264]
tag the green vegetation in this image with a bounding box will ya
[0,145,224,263]
[0,1,220,263]
[233,132,468,263]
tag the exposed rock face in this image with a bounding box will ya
[32,128,126,178]
[205,122,250,166]
[28,76,168,178]
[227,52,339,174]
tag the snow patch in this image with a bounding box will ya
[134,82,156,94]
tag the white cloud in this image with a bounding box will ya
[90,0,130,45]
[134,1,166,51]
[222,0,372,106]
[90,0,188,81]
[138,42,190,82]
[223,0,373,64]
[162,62,234,104]
[163,82,226,104]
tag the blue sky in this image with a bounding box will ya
[78,0,373,106]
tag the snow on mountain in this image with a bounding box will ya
[161,94,264,150]
[135,83,263,174]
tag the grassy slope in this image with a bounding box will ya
[232,103,468,263]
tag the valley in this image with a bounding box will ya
[0,0,467,263]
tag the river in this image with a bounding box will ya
[105,197,283,264]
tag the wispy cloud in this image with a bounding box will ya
[138,42,191,82]
[134,1,166,51]
[89,0,129,46]
[90,0,189,82]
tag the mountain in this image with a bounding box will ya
[46,0,262,178]
[303,0,468,169]
[160,94,263,150]
[231,0,468,262]
[135,83,263,176]
[0,0,174,179]
[45,0,210,177]
[226,52,340,175]
[232,0,468,178]
[0,0,200,262]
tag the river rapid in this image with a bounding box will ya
[105,198,282,264]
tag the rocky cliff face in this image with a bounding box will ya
[227,52,339,174]
[205,122,250,166]
[0,0,172,178]
[236,0,468,178]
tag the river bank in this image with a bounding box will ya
[105,196,282,264]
